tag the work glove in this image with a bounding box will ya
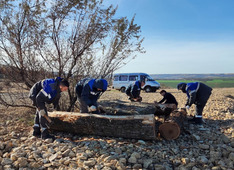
[39,109,52,124]
[186,105,190,110]
[89,105,97,112]
[39,109,46,116]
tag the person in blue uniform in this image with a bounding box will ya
[75,78,108,114]
[29,77,69,139]
[126,79,145,102]
[177,82,212,124]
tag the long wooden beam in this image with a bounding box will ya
[48,111,156,140]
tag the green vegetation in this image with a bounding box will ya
[157,79,234,88]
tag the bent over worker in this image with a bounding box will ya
[75,78,108,114]
[126,79,145,102]
[158,90,178,107]
[29,77,69,139]
[177,82,212,124]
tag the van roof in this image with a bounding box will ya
[114,73,149,76]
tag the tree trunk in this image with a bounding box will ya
[154,102,177,117]
[48,111,157,140]
[158,108,187,140]
[98,101,156,115]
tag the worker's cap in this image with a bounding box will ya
[95,79,108,91]
[177,83,187,91]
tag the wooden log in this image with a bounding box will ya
[154,102,177,117]
[159,108,187,140]
[98,100,156,115]
[48,111,157,140]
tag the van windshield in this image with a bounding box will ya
[146,75,154,81]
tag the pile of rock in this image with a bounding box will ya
[0,88,233,169]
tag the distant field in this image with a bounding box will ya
[157,79,234,88]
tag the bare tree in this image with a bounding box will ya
[95,15,145,78]
[0,0,48,108]
[0,0,145,111]
[0,0,47,88]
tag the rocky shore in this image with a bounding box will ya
[0,88,233,170]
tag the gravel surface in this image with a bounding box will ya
[0,88,233,170]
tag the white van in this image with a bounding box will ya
[112,73,160,92]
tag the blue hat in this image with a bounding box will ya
[95,79,108,91]
[177,83,187,92]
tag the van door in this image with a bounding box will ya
[113,75,119,89]
[118,75,129,90]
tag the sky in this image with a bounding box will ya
[104,0,234,74]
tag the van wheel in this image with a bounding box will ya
[120,87,126,93]
[145,86,152,93]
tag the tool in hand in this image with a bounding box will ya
[39,109,52,123]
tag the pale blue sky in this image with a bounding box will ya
[104,0,234,74]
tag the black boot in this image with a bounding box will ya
[33,126,41,137]
[41,129,55,140]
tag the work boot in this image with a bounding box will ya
[129,97,134,101]
[188,116,203,125]
[41,129,55,140]
[136,97,142,102]
[32,126,41,137]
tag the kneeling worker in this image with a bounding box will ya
[126,79,145,102]
[75,78,108,114]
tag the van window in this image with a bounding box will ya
[114,76,119,81]
[119,75,128,81]
[129,75,138,81]
[140,75,147,81]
